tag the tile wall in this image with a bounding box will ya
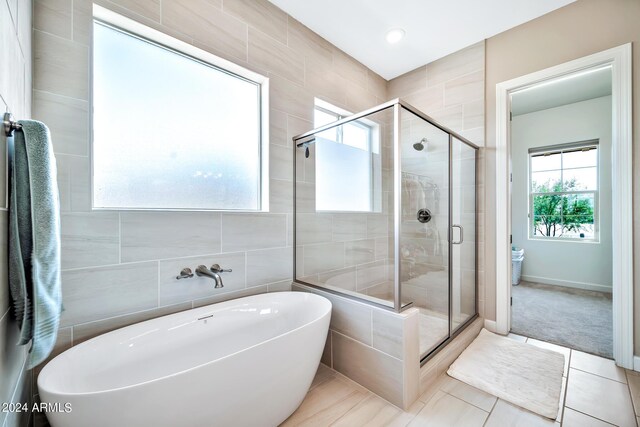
[31,0,387,378]
[0,1,32,426]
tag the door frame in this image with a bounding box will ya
[493,44,633,368]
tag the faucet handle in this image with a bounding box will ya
[176,268,194,280]
[210,264,232,273]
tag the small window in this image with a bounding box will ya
[92,7,268,211]
[529,141,598,241]
[313,100,381,212]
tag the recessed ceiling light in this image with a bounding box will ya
[385,28,405,44]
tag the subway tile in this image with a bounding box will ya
[296,213,332,245]
[326,294,372,345]
[305,65,348,106]
[269,109,288,147]
[367,70,387,100]
[303,242,345,275]
[286,16,333,65]
[270,74,314,122]
[32,327,73,380]
[162,0,247,62]
[332,332,403,407]
[105,0,161,22]
[60,212,120,269]
[159,252,246,306]
[72,0,91,45]
[372,310,403,359]
[72,302,192,344]
[345,82,379,113]
[333,48,367,89]
[270,144,294,181]
[249,27,304,85]
[269,178,293,213]
[34,30,88,99]
[33,90,89,155]
[345,239,375,266]
[463,99,484,130]
[34,0,72,39]
[60,262,159,326]
[431,104,463,133]
[333,214,367,242]
[267,280,291,292]
[318,267,357,292]
[223,0,287,44]
[427,41,484,88]
[121,211,221,262]
[444,70,484,107]
[287,115,313,145]
[389,66,426,98]
[403,84,445,115]
[221,213,286,252]
[192,284,267,308]
[246,247,293,287]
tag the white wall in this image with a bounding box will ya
[511,95,612,292]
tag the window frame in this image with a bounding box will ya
[528,140,600,242]
[91,5,270,212]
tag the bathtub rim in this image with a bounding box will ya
[38,291,332,397]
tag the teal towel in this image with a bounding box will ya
[8,120,62,369]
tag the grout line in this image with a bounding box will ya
[570,366,629,384]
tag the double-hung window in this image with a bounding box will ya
[529,141,599,241]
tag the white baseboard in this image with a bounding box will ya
[520,275,612,293]
[484,319,497,333]
[633,356,640,372]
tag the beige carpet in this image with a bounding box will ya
[448,329,565,419]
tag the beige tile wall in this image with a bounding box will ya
[388,41,486,319]
[31,0,387,381]
[0,0,32,426]
[293,283,420,409]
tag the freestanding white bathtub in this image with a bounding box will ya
[38,291,331,427]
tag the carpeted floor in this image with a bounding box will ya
[511,281,612,358]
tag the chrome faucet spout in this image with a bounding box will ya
[195,265,224,288]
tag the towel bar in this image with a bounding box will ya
[3,112,22,137]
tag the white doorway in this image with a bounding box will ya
[493,44,633,368]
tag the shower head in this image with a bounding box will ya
[413,138,428,151]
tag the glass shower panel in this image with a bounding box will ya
[451,137,477,331]
[399,107,450,357]
[295,107,395,308]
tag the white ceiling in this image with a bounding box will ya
[268,0,576,80]
[511,66,612,116]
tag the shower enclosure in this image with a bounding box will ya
[293,99,478,361]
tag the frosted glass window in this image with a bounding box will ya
[92,21,264,210]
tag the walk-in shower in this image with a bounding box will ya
[293,99,478,361]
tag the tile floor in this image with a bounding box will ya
[282,333,640,426]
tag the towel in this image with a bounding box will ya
[8,120,62,368]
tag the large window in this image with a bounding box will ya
[313,100,380,212]
[529,141,599,241]
[92,8,268,211]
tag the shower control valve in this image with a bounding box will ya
[176,268,194,280]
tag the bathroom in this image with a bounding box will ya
[1,0,640,426]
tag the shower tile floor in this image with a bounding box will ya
[282,334,640,426]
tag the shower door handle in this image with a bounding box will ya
[452,225,464,244]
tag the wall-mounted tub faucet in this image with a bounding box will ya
[195,264,231,288]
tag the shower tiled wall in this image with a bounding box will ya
[0,1,32,426]
[32,0,387,376]
[388,42,486,318]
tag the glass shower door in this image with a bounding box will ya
[451,137,477,332]
[399,107,451,357]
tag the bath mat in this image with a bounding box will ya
[447,329,564,419]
